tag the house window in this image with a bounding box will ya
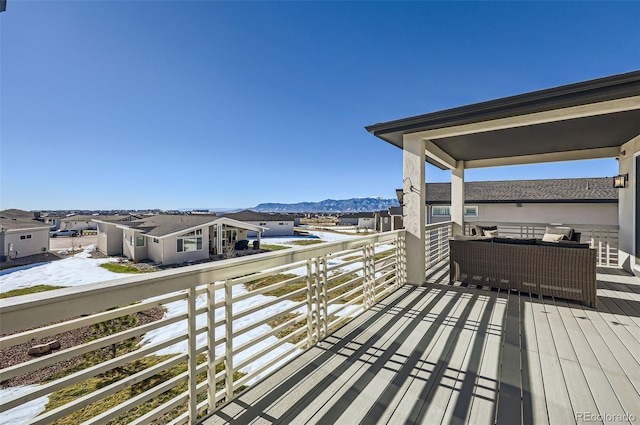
[432,206,451,216]
[432,206,478,217]
[222,229,237,246]
[135,236,145,247]
[259,222,267,226]
[177,229,203,252]
[20,234,32,240]
[464,206,479,217]
[279,222,284,225]
[153,238,159,243]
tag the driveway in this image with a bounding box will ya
[49,235,97,251]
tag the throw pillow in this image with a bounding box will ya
[475,225,498,236]
[544,226,574,241]
[542,233,564,242]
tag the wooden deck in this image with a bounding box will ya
[203,265,640,425]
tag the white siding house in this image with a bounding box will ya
[94,215,264,266]
[0,211,51,261]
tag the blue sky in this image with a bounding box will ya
[1,1,638,210]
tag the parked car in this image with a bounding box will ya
[50,229,79,238]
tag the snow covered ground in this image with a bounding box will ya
[0,230,373,424]
[0,386,49,425]
[0,245,134,293]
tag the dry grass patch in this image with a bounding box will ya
[46,354,245,425]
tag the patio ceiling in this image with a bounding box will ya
[366,70,640,170]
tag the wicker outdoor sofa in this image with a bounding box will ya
[449,234,597,307]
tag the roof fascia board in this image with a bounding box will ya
[157,218,267,239]
[366,71,640,136]
[464,146,621,169]
[407,95,640,142]
[2,226,51,233]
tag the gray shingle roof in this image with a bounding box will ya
[425,177,617,204]
[0,209,37,219]
[223,210,294,222]
[0,215,50,231]
[122,215,220,237]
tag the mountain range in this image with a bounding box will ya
[252,197,399,213]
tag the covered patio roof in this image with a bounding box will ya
[366,70,640,169]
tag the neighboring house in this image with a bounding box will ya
[0,210,51,261]
[388,206,403,231]
[338,213,376,229]
[41,213,62,230]
[223,210,295,237]
[61,214,139,231]
[393,177,618,227]
[374,210,392,232]
[93,214,265,265]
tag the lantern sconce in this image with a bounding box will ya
[613,174,628,189]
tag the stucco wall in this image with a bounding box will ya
[96,222,123,255]
[161,226,210,265]
[3,228,49,258]
[428,203,618,226]
[358,217,376,229]
[61,220,97,231]
[147,236,164,263]
[246,221,293,237]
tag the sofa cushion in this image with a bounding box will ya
[543,226,574,241]
[493,237,537,245]
[453,235,493,242]
[542,233,564,242]
[535,240,590,249]
[475,225,498,237]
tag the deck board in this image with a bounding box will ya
[202,266,640,425]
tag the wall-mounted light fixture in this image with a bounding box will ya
[403,177,420,194]
[613,173,628,189]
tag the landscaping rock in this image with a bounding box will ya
[27,344,51,356]
[47,340,61,350]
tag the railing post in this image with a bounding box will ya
[187,287,197,423]
[207,283,216,413]
[306,259,316,346]
[318,257,328,339]
[396,232,406,287]
[425,227,431,269]
[313,257,322,342]
[224,279,233,402]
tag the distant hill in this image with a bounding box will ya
[253,198,399,213]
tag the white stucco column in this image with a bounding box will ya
[403,136,426,285]
[451,161,465,236]
[617,135,640,275]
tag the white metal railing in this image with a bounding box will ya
[464,221,620,267]
[425,221,453,270]
[0,230,414,425]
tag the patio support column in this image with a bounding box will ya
[403,136,426,285]
[617,135,640,275]
[451,161,465,236]
[216,223,223,255]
